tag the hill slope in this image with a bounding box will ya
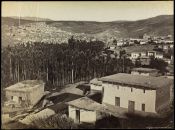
[1,15,173,46]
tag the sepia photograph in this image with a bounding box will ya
[1,1,174,129]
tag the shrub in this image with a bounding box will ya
[30,113,77,129]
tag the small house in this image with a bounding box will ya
[131,68,159,76]
[4,80,45,108]
[99,73,173,115]
[67,97,106,123]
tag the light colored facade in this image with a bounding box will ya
[155,53,163,59]
[131,68,159,76]
[67,97,105,123]
[131,52,140,59]
[148,51,156,57]
[68,105,97,123]
[90,78,103,92]
[102,83,157,113]
[99,73,173,114]
[5,80,45,108]
[131,52,147,59]
[164,58,171,64]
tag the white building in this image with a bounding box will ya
[90,78,103,92]
[67,97,106,123]
[99,73,173,114]
[131,68,159,76]
[155,52,163,59]
[140,40,147,45]
[131,52,140,59]
[147,51,156,57]
[164,58,172,65]
[4,80,45,108]
[130,51,147,59]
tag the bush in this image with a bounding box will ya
[30,113,77,129]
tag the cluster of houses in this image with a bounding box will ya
[3,66,173,125]
[108,34,173,48]
[5,22,101,45]
[107,41,173,68]
[67,68,173,123]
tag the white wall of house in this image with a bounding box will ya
[131,53,140,59]
[155,54,163,59]
[102,82,157,113]
[140,52,147,57]
[6,90,29,103]
[29,84,45,105]
[131,71,158,77]
[148,52,156,57]
[5,83,45,107]
[131,71,149,76]
[68,106,97,123]
[90,84,103,91]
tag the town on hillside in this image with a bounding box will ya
[1,1,174,129]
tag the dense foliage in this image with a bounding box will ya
[1,37,134,91]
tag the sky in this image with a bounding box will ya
[2,1,174,22]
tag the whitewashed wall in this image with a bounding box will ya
[68,106,97,123]
[131,71,150,76]
[5,90,29,103]
[131,53,140,59]
[102,83,157,113]
[90,84,103,91]
[29,83,45,105]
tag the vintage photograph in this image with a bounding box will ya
[1,1,174,129]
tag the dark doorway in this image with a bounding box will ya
[128,100,135,113]
[115,97,120,107]
[76,109,80,123]
[19,97,22,104]
[142,104,145,111]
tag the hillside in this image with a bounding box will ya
[1,15,173,46]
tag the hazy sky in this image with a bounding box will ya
[2,1,174,22]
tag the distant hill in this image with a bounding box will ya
[1,17,35,26]
[1,15,173,46]
[11,16,53,21]
[46,15,173,37]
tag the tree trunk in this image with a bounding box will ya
[17,60,20,82]
[46,66,49,81]
[9,54,13,80]
[71,68,74,84]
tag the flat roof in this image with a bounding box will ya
[132,68,158,72]
[67,97,127,118]
[99,73,173,89]
[5,80,44,92]
[67,97,104,111]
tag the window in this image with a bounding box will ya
[143,89,146,93]
[142,104,145,111]
[115,97,120,107]
[131,87,133,92]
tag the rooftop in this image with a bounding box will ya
[132,68,158,73]
[67,97,104,111]
[99,73,173,89]
[67,97,127,118]
[5,80,44,92]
